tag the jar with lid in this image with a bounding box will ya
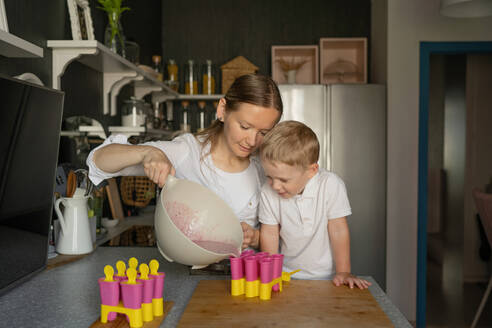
[179,100,191,132]
[184,60,198,95]
[202,59,216,95]
[121,97,146,127]
[166,59,179,92]
[152,55,163,81]
[196,101,207,132]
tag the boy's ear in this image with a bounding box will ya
[307,163,319,178]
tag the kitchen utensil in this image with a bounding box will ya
[154,175,243,269]
[66,170,76,198]
[54,193,94,255]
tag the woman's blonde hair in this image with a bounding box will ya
[260,120,319,168]
[195,74,283,153]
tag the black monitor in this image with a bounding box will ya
[0,73,64,294]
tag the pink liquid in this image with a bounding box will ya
[192,240,240,257]
[165,201,239,257]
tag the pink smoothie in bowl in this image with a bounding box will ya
[164,200,241,257]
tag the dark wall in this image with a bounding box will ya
[161,0,371,82]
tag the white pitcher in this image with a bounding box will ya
[54,193,93,255]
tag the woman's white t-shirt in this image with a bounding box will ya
[86,133,264,227]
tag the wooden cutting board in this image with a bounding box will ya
[178,280,393,327]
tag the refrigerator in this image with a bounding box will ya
[279,84,386,289]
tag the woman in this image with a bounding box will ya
[87,74,283,248]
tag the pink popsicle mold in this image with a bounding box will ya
[260,257,273,283]
[149,272,165,299]
[230,256,244,279]
[120,281,143,310]
[272,254,284,291]
[98,278,120,321]
[244,256,258,281]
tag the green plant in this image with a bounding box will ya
[97,0,130,51]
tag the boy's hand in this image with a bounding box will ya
[240,222,259,249]
[332,272,372,289]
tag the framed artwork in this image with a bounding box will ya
[0,0,9,32]
[67,0,95,40]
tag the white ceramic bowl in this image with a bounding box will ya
[154,175,243,269]
[101,218,119,228]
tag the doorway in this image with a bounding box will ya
[418,42,492,327]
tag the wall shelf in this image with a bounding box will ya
[47,40,178,116]
[60,125,175,139]
[152,92,224,103]
[0,29,43,58]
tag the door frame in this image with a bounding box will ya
[417,41,492,327]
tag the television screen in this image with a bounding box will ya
[0,74,64,294]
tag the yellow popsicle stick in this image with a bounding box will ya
[139,263,149,280]
[104,265,114,282]
[149,259,159,275]
[128,257,138,271]
[116,260,126,277]
[126,268,137,284]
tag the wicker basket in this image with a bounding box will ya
[220,56,258,94]
[120,176,156,208]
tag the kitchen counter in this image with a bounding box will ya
[0,247,411,328]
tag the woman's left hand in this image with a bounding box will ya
[240,222,259,249]
[332,272,372,289]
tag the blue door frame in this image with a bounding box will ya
[417,41,492,327]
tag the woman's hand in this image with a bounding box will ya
[332,272,372,289]
[141,147,175,187]
[240,222,259,249]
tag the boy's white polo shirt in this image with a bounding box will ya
[259,169,351,279]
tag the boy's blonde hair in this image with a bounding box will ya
[260,120,319,168]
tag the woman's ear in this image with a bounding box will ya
[216,98,227,121]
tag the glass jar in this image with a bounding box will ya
[166,59,179,92]
[184,60,198,95]
[179,101,191,132]
[202,60,216,95]
[121,97,146,127]
[196,101,207,132]
[152,55,163,81]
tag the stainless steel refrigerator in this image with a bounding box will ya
[279,84,386,289]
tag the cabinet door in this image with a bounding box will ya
[330,84,386,288]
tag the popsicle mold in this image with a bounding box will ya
[98,258,166,327]
[229,251,299,301]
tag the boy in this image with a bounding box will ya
[259,121,371,289]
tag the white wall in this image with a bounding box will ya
[386,0,492,321]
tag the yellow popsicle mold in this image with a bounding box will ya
[116,260,126,277]
[231,269,300,300]
[101,301,143,328]
[231,278,245,296]
[126,268,138,284]
[142,302,154,322]
[152,298,164,316]
[149,259,159,275]
[128,257,138,271]
[139,263,150,280]
[104,265,114,282]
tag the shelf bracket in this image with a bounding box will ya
[133,81,163,100]
[109,73,142,116]
[51,47,99,90]
[102,72,138,115]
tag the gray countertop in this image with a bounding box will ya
[0,246,411,328]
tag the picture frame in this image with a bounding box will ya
[0,0,9,32]
[67,0,95,40]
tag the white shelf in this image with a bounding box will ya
[0,29,43,58]
[152,92,224,103]
[61,125,174,139]
[47,40,178,116]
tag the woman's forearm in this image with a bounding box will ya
[92,144,154,173]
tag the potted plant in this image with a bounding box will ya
[97,0,130,56]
